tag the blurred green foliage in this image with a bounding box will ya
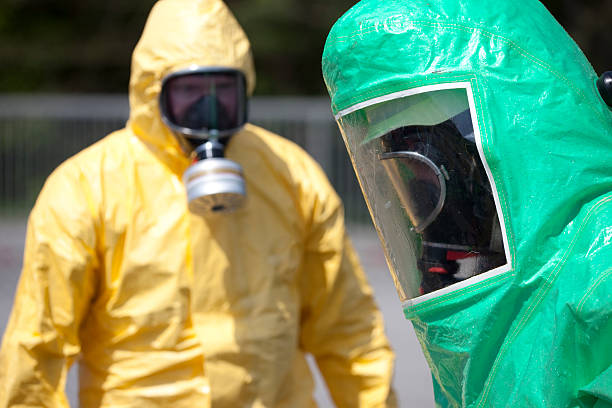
[0,0,611,95]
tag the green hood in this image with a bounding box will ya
[322,1,612,407]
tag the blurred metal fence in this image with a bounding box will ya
[0,94,370,223]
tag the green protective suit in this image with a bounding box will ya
[322,0,612,407]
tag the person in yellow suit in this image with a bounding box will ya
[0,0,397,407]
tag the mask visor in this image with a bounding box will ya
[160,68,247,138]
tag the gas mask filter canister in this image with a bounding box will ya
[183,139,246,214]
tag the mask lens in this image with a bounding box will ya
[379,152,445,232]
[161,70,246,134]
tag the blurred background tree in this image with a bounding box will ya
[1,0,611,95]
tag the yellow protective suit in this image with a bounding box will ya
[0,0,396,407]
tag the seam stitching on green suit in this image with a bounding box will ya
[329,20,605,123]
[476,193,612,407]
[576,267,612,313]
[407,273,514,315]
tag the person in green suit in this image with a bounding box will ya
[322,0,612,406]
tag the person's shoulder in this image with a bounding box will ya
[238,123,339,203]
[243,123,306,151]
[53,128,131,177]
[32,128,134,222]
[40,128,132,201]
[240,123,321,172]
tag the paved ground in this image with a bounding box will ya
[0,218,434,407]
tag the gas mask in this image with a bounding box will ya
[335,85,510,303]
[160,66,248,214]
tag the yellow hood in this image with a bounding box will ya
[128,0,256,165]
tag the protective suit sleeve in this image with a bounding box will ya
[297,163,397,408]
[0,162,99,407]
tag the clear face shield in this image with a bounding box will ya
[336,86,510,303]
